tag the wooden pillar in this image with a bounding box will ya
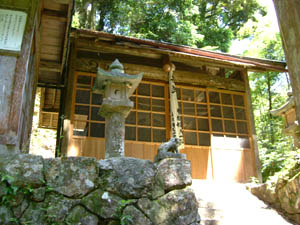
[61,41,77,156]
[243,69,263,182]
[0,0,39,153]
[273,0,300,128]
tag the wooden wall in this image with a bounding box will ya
[181,146,210,180]
[0,0,39,151]
[61,39,259,182]
[67,136,255,182]
[68,138,159,161]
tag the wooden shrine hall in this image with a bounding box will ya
[58,29,286,182]
[0,0,287,182]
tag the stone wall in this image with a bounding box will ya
[0,154,200,225]
[248,172,300,224]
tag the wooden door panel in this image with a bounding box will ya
[68,137,105,159]
[243,150,256,181]
[212,149,246,182]
[181,146,209,179]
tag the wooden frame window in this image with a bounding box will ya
[72,73,169,142]
[176,86,251,149]
[72,73,105,138]
[39,88,60,129]
[125,81,169,143]
[72,72,250,149]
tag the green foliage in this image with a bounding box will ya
[258,137,295,181]
[0,174,35,223]
[247,28,296,182]
[114,199,134,225]
[121,215,133,225]
[0,174,34,205]
[73,0,265,52]
[267,150,300,186]
[250,176,260,184]
[1,175,18,205]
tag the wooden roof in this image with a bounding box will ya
[71,29,287,73]
[37,0,73,85]
[36,0,73,128]
[271,96,295,116]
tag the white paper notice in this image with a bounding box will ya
[0,9,27,51]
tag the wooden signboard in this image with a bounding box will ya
[0,9,27,52]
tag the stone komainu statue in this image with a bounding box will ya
[155,137,186,162]
[157,137,180,153]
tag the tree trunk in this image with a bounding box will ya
[98,10,105,31]
[273,0,300,127]
[90,0,96,30]
[267,73,274,144]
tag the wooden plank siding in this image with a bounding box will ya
[43,0,69,11]
[68,138,159,162]
[0,0,39,148]
[39,88,60,129]
[181,146,210,179]
[68,136,255,182]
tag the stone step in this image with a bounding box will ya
[192,180,294,225]
[200,219,222,225]
[198,199,220,209]
[198,208,224,220]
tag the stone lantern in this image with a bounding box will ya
[271,92,300,148]
[93,59,143,158]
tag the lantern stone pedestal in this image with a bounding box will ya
[93,59,143,158]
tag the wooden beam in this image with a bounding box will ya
[39,60,61,72]
[61,42,78,156]
[74,38,284,72]
[42,108,59,113]
[76,39,161,60]
[51,0,71,5]
[42,9,67,22]
[38,82,64,89]
[42,14,67,23]
[75,57,246,92]
[170,54,252,72]
[76,49,236,76]
[44,0,69,11]
[60,0,74,73]
[242,69,262,182]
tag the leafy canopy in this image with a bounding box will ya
[247,31,296,181]
[73,0,265,52]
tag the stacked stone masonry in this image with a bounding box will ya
[0,153,200,225]
[248,172,300,224]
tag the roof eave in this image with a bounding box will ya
[70,29,287,73]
